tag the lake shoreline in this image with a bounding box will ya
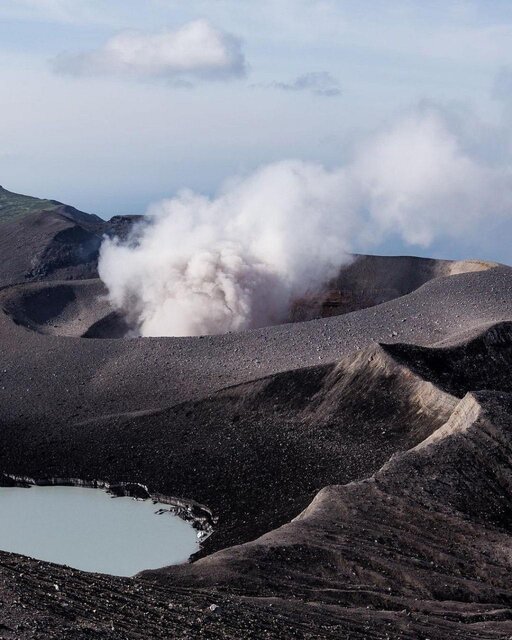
[0,473,216,543]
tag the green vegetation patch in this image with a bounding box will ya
[0,186,61,224]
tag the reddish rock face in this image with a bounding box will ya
[291,254,496,324]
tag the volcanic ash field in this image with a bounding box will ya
[1,186,512,639]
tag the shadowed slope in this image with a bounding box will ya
[383,322,512,397]
[2,325,512,638]
[2,321,511,560]
[0,249,511,637]
[0,208,102,287]
[148,392,512,602]
[0,264,510,432]
[310,253,497,318]
[0,279,129,338]
[135,390,512,638]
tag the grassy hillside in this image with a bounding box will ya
[0,185,63,223]
[0,185,105,230]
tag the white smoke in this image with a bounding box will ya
[351,110,512,246]
[98,107,512,337]
[99,161,356,336]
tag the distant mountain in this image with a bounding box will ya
[0,186,137,287]
[0,185,103,228]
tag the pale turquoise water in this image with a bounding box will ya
[0,485,198,576]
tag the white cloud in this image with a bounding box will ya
[53,20,246,82]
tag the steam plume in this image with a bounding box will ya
[99,108,512,337]
[99,161,355,336]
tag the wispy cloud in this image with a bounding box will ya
[264,72,341,97]
[52,20,247,83]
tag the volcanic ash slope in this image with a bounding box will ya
[0,209,512,638]
[1,320,512,636]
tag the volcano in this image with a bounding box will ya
[1,188,512,639]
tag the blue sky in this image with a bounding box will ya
[1,0,512,262]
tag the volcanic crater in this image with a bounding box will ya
[1,186,512,639]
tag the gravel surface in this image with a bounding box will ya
[0,249,511,638]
